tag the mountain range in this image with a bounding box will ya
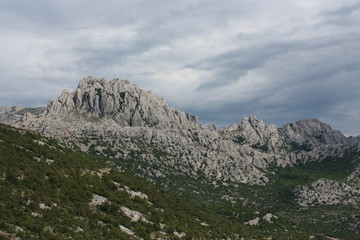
[1,76,359,239]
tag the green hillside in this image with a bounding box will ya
[0,123,357,239]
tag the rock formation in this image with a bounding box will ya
[280,118,348,150]
[292,177,360,207]
[47,77,198,129]
[1,76,360,192]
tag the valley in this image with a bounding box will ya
[1,77,359,239]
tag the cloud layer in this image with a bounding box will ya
[1,0,360,135]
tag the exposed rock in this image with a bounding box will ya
[0,106,46,123]
[6,77,271,185]
[47,76,198,129]
[89,194,108,206]
[244,217,260,226]
[2,76,360,189]
[262,213,278,223]
[39,203,51,210]
[173,231,186,238]
[122,186,149,201]
[346,168,360,187]
[31,212,42,217]
[119,225,135,237]
[280,118,348,150]
[121,206,151,223]
[292,178,360,207]
[224,116,283,151]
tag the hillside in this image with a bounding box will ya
[1,123,323,239]
[1,77,360,239]
[3,77,360,187]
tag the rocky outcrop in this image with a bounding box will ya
[292,178,360,207]
[47,76,198,129]
[223,116,284,151]
[280,118,348,150]
[2,77,360,188]
[5,77,271,184]
[0,106,46,123]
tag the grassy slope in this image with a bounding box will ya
[128,152,360,239]
[1,123,358,239]
[114,154,360,240]
[0,123,315,240]
[0,123,212,239]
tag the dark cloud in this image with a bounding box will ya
[1,0,360,136]
[320,1,360,26]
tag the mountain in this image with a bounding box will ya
[1,77,360,239]
[48,77,199,129]
[0,122,322,239]
[2,116,359,240]
[2,77,359,184]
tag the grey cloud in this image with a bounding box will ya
[181,0,360,133]
[193,31,359,89]
[69,0,254,71]
[326,1,360,16]
[1,0,360,136]
[192,41,299,89]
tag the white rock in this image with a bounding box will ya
[244,217,260,226]
[292,178,360,207]
[119,225,135,236]
[4,77,360,188]
[173,231,186,238]
[262,213,278,223]
[121,206,151,223]
[89,194,108,206]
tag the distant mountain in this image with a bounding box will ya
[4,122,335,239]
[1,77,360,239]
[1,77,359,185]
[1,123,283,239]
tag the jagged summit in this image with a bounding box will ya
[1,77,360,239]
[47,76,198,129]
[223,116,282,151]
[1,76,359,187]
[280,118,347,149]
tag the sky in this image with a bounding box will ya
[0,0,360,136]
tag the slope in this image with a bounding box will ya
[0,123,323,239]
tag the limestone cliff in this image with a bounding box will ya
[1,77,360,191]
[223,116,284,151]
[280,118,348,150]
[48,76,198,129]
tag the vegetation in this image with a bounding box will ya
[127,153,360,239]
[0,124,297,239]
[250,143,269,152]
[232,136,246,144]
[0,123,358,239]
[289,141,312,151]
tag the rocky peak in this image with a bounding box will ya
[3,76,359,188]
[224,116,283,151]
[47,77,199,129]
[280,118,348,149]
[0,106,46,124]
[224,123,238,132]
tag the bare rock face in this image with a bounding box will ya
[280,118,348,150]
[0,106,46,123]
[7,77,270,185]
[223,116,284,151]
[2,76,360,189]
[0,106,25,123]
[292,178,360,207]
[47,77,198,129]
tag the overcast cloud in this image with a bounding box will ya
[1,0,359,135]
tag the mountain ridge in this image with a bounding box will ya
[1,77,359,186]
[1,76,360,238]
[48,76,199,129]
